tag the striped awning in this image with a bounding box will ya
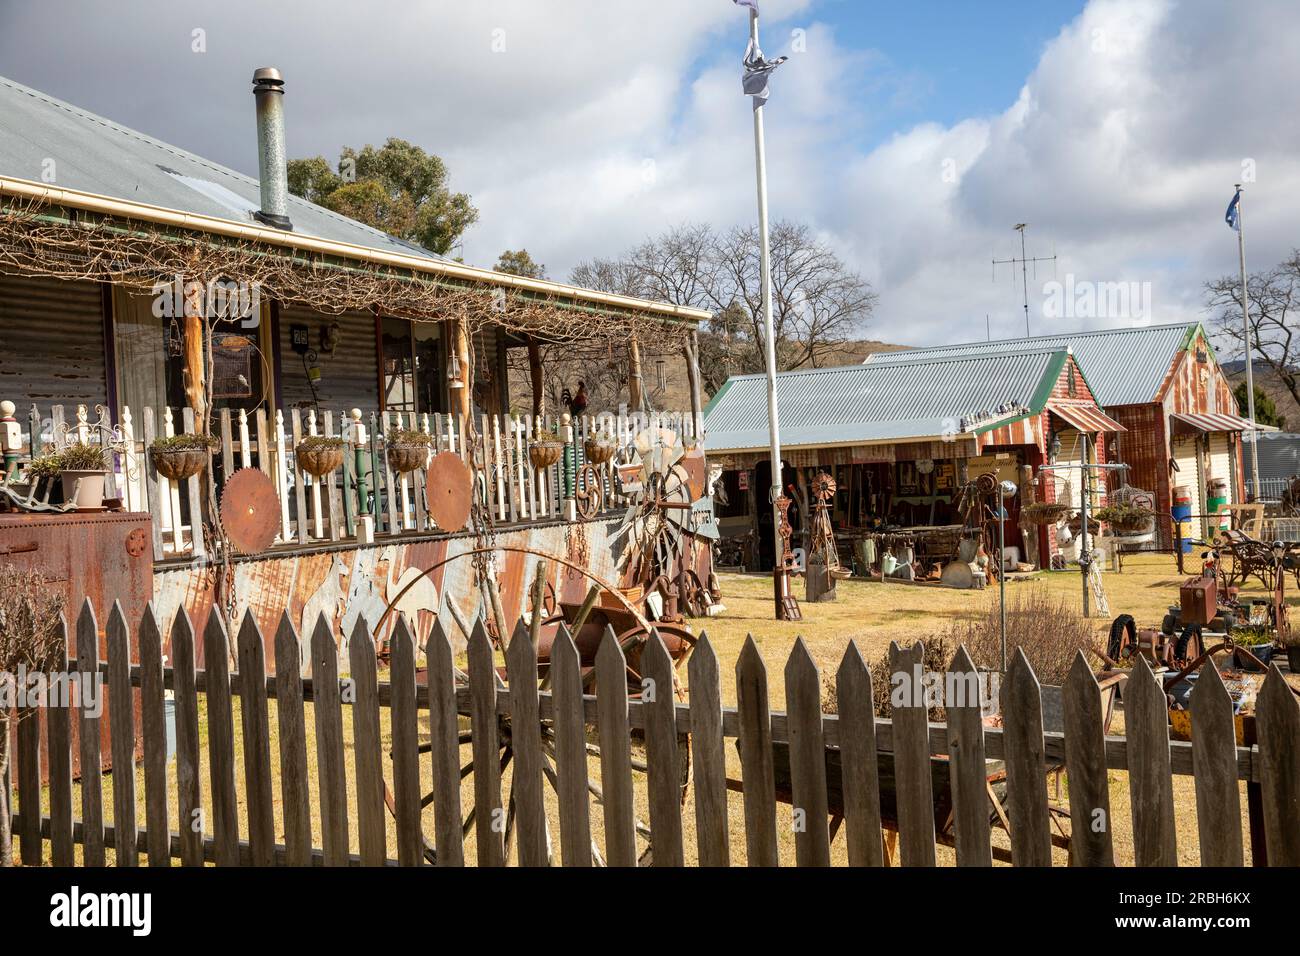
[1048,400,1127,434]
[1170,412,1254,434]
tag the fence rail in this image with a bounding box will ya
[6,401,701,561]
[8,597,1300,867]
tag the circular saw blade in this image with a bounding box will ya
[220,467,280,555]
[426,451,472,532]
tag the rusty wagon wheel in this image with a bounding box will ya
[575,463,604,519]
[381,627,693,867]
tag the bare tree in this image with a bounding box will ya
[1206,250,1300,407]
[706,220,876,372]
[593,221,875,397]
[0,566,65,866]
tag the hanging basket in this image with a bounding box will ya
[152,447,208,481]
[386,443,428,474]
[296,440,345,477]
[583,435,618,465]
[1020,502,1070,526]
[1094,504,1156,535]
[529,441,564,469]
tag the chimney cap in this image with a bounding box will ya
[252,67,284,87]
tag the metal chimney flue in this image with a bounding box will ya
[252,67,292,230]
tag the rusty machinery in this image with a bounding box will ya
[367,423,719,866]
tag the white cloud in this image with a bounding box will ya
[2,0,1297,345]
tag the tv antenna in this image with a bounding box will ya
[992,223,1056,337]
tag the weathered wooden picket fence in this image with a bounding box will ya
[9,597,1300,867]
[12,402,701,561]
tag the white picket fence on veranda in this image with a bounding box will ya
[11,401,702,561]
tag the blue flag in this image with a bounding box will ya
[1225,190,1241,232]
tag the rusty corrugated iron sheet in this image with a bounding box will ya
[0,511,152,778]
[153,517,629,677]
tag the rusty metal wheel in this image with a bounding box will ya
[575,463,604,519]
[381,636,689,867]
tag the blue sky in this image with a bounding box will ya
[0,0,1295,347]
[784,1,1087,137]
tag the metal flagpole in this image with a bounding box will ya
[1235,184,1261,500]
[747,8,790,618]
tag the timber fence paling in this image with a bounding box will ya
[13,597,1298,868]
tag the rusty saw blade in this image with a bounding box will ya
[427,451,472,532]
[219,467,280,555]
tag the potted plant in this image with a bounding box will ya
[1020,501,1070,526]
[385,426,432,474]
[150,433,218,481]
[24,453,62,500]
[529,427,565,469]
[1232,625,1275,672]
[1094,502,1156,534]
[58,442,109,511]
[1282,630,1300,674]
[295,435,346,477]
[583,428,619,464]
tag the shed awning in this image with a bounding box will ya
[1048,400,1127,434]
[1170,412,1254,435]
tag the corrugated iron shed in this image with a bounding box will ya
[704,348,1067,452]
[1245,432,1300,484]
[863,322,1202,407]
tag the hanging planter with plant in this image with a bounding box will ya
[529,427,565,469]
[150,433,219,481]
[59,442,109,511]
[582,429,619,464]
[295,435,346,477]
[385,427,433,474]
[1020,501,1071,526]
[1094,502,1156,535]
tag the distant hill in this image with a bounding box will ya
[818,339,913,365]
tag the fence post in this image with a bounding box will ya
[1062,651,1114,866]
[203,609,238,866]
[273,612,312,866]
[170,608,204,867]
[138,605,171,867]
[785,638,830,867]
[76,600,105,867]
[1256,665,1300,866]
[46,614,75,867]
[595,627,637,866]
[946,646,992,867]
[689,633,730,867]
[236,612,275,867]
[888,640,937,866]
[467,618,506,867]
[735,635,778,866]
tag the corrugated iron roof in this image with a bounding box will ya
[864,322,1203,407]
[1170,411,1254,434]
[1048,400,1127,433]
[0,73,448,263]
[704,349,1067,452]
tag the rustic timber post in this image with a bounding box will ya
[527,337,544,418]
[454,319,472,422]
[628,337,645,412]
[1,401,20,481]
[684,332,704,439]
[351,408,373,544]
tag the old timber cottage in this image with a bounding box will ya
[0,69,717,667]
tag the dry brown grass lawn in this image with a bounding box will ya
[23,552,1292,867]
